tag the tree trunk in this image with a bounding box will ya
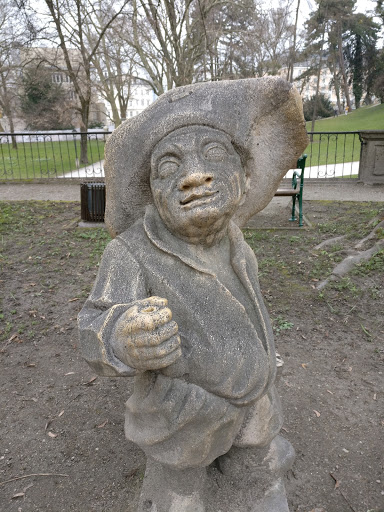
[8,114,17,150]
[352,34,363,108]
[79,103,90,164]
[311,20,326,134]
[288,0,301,82]
[332,67,342,112]
[337,20,352,110]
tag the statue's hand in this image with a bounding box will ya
[112,296,181,371]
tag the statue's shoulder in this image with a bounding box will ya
[115,217,147,247]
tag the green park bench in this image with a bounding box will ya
[275,154,307,227]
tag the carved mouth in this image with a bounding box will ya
[180,191,218,207]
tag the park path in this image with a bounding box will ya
[0,179,383,203]
[58,160,105,179]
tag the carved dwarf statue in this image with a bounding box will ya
[78,78,308,511]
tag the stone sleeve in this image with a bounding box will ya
[77,238,148,377]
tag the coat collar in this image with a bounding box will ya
[143,204,248,279]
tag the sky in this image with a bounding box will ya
[297,0,379,22]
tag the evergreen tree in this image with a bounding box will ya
[20,68,74,130]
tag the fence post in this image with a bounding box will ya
[358,131,384,185]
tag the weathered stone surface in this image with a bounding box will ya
[359,131,384,185]
[104,77,308,237]
[78,77,308,511]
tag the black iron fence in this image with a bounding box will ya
[0,131,109,181]
[0,130,362,181]
[304,131,361,179]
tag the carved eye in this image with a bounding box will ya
[157,156,180,178]
[204,143,228,162]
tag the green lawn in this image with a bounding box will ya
[306,103,384,132]
[303,104,384,168]
[0,138,105,180]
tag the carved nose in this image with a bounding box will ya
[178,172,213,191]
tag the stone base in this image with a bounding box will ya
[137,436,294,512]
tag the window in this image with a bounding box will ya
[129,100,132,106]
[52,73,62,83]
[147,100,150,106]
[130,111,133,117]
[141,99,144,106]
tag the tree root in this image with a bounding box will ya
[315,217,384,291]
[317,240,384,290]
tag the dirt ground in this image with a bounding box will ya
[0,200,383,512]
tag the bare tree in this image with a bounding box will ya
[126,0,223,93]
[0,0,28,146]
[26,0,130,162]
[81,1,138,127]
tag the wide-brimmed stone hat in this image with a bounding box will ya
[104,77,308,237]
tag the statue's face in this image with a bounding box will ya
[150,126,246,240]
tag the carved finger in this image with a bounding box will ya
[131,334,181,361]
[139,296,168,309]
[118,306,172,336]
[132,321,179,347]
[134,346,182,371]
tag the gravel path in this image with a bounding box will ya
[1,180,383,202]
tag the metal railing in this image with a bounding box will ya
[0,131,110,181]
[302,131,361,179]
[0,130,362,181]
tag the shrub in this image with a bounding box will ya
[303,93,335,121]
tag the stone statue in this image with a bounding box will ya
[78,78,308,511]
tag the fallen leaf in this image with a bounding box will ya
[326,389,334,395]
[12,492,24,499]
[64,372,75,376]
[68,298,79,302]
[8,333,23,344]
[373,393,377,400]
[45,420,52,431]
[47,431,58,438]
[313,410,321,417]
[58,410,64,417]
[28,310,37,317]
[301,363,307,369]
[84,376,97,386]
[97,420,108,428]
[330,472,340,489]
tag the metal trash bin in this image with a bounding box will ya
[80,182,106,222]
